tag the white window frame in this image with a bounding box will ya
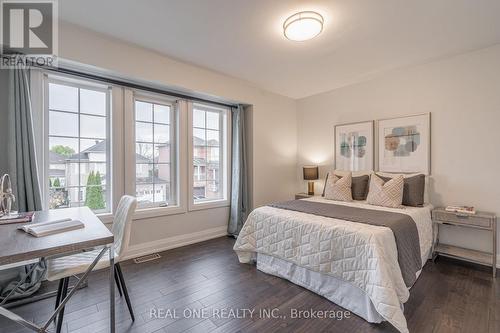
[188,101,231,211]
[42,74,112,214]
[31,67,233,223]
[133,94,176,209]
[124,89,187,219]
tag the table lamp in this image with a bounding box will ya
[303,166,319,195]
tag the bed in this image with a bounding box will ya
[233,196,433,333]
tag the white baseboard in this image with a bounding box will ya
[122,226,228,261]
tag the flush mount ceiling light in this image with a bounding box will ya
[283,11,324,41]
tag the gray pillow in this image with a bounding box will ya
[322,173,369,200]
[377,174,426,207]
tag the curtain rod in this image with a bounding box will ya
[36,64,238,109]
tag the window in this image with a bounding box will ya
[35,69,233,220]
[134,97,177,209]
[191,103,229,205]
[45,78,110,213]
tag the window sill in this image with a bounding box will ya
[97,213,114,225]
[98,206,187,225]
[133,205,187,221]
[98,201,229,224]
[189,199,230,212]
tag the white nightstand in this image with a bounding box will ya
[432,207,497,278]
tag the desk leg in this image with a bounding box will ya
[1,247,109,333]
[109,245,115,333]
[42,247,108,331]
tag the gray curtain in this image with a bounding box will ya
[0,66,46,301]
[8,67,43,211]
[227,105,249,236]
[0,69,9,175]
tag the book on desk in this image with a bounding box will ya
[0,211,35,224]
[18,218,85,237]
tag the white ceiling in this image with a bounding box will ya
[59,0,500,99]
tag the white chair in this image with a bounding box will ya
[46,195,137,333]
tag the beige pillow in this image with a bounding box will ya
[324,173,353,202]
[366,174,404,208]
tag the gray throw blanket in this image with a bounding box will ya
[269,200,422,287]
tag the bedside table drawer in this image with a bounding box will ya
[432,211,493,229]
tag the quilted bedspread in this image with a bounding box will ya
[233,197,433,333]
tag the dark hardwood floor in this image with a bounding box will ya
[1,237,498,333]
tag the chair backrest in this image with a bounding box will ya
[111,195,137,261]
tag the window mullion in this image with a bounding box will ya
[78,87,81,206]
[152,103,155,205]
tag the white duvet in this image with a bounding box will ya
[233,197,433,333]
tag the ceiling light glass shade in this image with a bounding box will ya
[283,11,324,41]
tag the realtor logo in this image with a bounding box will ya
[1,0,58,68]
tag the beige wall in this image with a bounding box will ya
[57,23,297,253]
[297,45,500,258]
[57,22,500,262]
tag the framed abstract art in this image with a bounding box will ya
[377,113,431,174]
[334,121,374,171]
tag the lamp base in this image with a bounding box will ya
[307,181,315,196]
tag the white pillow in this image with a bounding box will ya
[324,173,353,202]
[366,174,404,208]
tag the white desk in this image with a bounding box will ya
[0,207,115,332]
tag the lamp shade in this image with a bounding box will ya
[303,166,319,180]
